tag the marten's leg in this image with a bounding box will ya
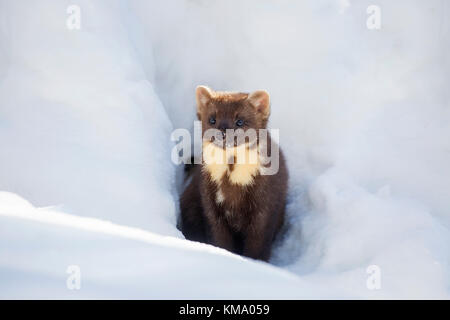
[206,213,234,253]
[180,179,207,243]
[242,211,276,261]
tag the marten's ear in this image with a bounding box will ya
[196,85,213,118]
[248,90,270,119]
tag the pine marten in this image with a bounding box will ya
[180,85,288,261]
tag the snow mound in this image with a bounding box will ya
[0,191,341,299]
[0,0,449,298]
[0,0,177,233]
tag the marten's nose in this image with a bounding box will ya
[218,120,230,138]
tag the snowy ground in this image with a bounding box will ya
[0,0,449,299]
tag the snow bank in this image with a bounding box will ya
[0,191,342,299]
[0,0,177,234]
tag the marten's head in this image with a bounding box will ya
[196,85,270,148]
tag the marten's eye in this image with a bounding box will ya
[236,119,244,127]
[209,117,216,125]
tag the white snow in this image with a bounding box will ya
[0,191,341,299]
[0,0,449,299]
[0,0,177,234]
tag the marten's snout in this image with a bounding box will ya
[217,120,231,139]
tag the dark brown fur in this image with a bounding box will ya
[180,86,288,261]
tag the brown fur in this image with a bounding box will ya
[180,86,288,261]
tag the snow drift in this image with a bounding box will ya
[0,0,449,298]
[0,0,177,234]
[1,191,340,299]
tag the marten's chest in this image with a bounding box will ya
[201,142,264,227]
[202,142,261,187]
